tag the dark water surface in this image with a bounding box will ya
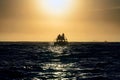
[0,42,120,80]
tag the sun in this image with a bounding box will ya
[37,0,74,15]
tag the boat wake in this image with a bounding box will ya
[48,46,68,54]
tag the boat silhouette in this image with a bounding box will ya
[54,33,68,46]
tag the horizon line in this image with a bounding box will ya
[0,41,120,43]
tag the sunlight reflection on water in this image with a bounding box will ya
[38,62,77,79]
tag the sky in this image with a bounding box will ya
[0,0,120,42]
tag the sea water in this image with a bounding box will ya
[0,42,120,80]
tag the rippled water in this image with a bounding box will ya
[0,42,120,80]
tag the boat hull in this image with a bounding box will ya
[54,41,68,46]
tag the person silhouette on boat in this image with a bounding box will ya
[61,33,65,42]
[57,34,61,42]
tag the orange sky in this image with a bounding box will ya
[0,0,120,42]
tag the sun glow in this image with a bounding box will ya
[37,0,74,15]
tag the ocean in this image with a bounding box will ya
[0,42,120,80]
